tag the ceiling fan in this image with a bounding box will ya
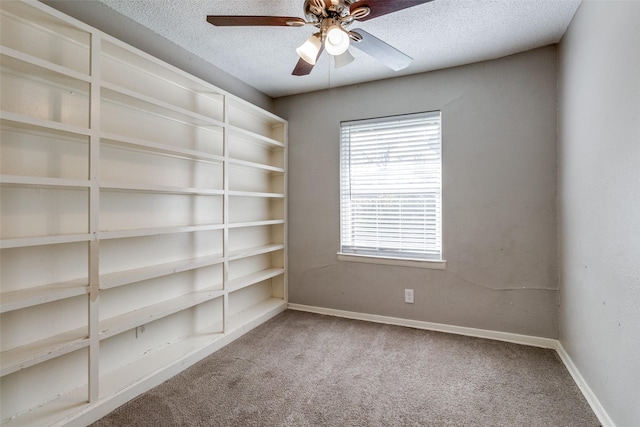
[207,0,434,76]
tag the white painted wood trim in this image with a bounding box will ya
[222,93,231,335]
[282,121,289,303]
[555,342,616,427]
[88,28,103,402]
[287,304,616,427]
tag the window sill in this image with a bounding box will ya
[337,253,447,270]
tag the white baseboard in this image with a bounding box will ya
[555,342,615,427]
[288,303,557,348]
[287,303,615,427]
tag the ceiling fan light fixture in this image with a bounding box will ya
[207,0,433,76]
[334,49,354,68]
[296,33,322,65]
[325,25,350,56]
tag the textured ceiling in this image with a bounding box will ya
[93,0,581,98]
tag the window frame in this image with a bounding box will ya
[338,111,446,269]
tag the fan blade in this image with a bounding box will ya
[292,58,315,76]
[206,16,305,27]
[350,29,412,71]
[292,45,325,76]
[349,0,434,22]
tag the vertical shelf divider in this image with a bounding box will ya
[283,123,289,304]
[88,30,101,403]
[222,96,230,334]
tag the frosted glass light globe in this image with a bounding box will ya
[325,25,349,56]
[296,34,322,65]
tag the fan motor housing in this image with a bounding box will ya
[303,0,352,22]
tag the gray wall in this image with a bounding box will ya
[558,2,640,426]
[275,46,559,338]
[41,0,274,113]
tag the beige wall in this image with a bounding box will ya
[558,1,640,425]
[275,46,559,338]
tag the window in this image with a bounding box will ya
[339,111,442,264]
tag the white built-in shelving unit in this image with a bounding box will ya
[0,1,287,425]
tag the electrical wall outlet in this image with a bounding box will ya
[405,289,414,304]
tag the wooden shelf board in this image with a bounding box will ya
[228,190,285,199]
[0,325,226,425]
[101,36,226,99]
[228,97,286,130]
[228,243,285,261]
[99,322,225,399]
[0,111,91,136]
[0,328,88,377]
[98,288,225,340]
[0,233,92,249]
[0,51,90,93]
[0,0,93,42]
[227,157,285,173]
[227,219,285,229]
[96,302,285,423]
[100,132,224,164]
[0,45,90,83]
[0,279,88,314]
[228,126,285,149]
[0,386,89,427]
[100,254,224,290]
[99,224,224,240]
[227,298,287,331]
[227,268,285,293]
[0,174,90,189]
[102,83,224,129]
[101,181,224,196]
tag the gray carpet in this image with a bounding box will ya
[92,310,600,426]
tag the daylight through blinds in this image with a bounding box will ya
[340,111,442,260]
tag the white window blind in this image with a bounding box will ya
[340,111,442,261]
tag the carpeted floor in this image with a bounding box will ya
[92,310,600,426]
